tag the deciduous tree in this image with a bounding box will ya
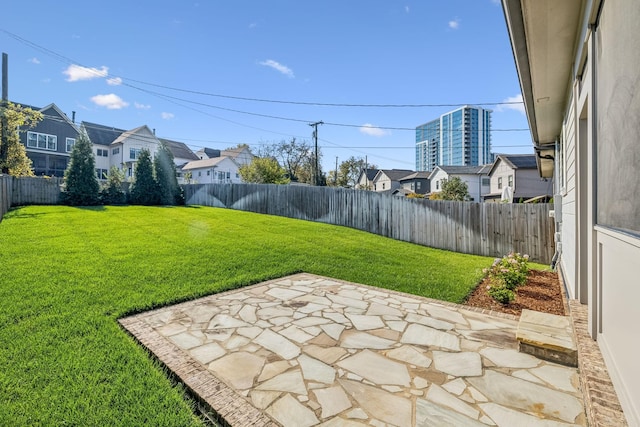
[239,157,289,184]
[0,102,42,176]
[440,176,470,201]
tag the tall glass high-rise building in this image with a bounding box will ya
[415,106,492,171]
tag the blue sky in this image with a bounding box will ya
[1,0,530,172]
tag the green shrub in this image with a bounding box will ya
[484,252,530,304]
[100,166,127,205]
[487,286,515,305]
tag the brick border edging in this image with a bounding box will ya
[118,316,277,427]
[568,300,628,426]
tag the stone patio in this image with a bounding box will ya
[119,273,586,426]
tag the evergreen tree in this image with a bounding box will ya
[0,102,42,176]
[62,131,100,205]
[153,140,180,205]
[129,148,158,205]
[100,166,126,205]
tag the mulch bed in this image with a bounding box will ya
[464,270,566,316]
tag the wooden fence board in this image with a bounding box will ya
[183,184,555,263]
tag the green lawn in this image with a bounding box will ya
[0,205,494,426]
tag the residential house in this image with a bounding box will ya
[483,154,552,203]
[355,168,378,190]
[398,171,430,195]
[371,169,415,193]
[221,146,254,167]
[428,165,490,202]
[18,103,80,177]
[83,122,158,180]
[503,0,639,423]
[181,157,241,184]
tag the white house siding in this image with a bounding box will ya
[489,160,513,195]
[559,90,577,301]
[513,169,552,200]
[429,169,449,194]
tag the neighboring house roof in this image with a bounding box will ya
[399,171,430,181]
[373,169,415,181]
[438,165,487,175]
[181,156,238,171]
[487,154,537,176]
[16,102,79,133]
[111,125,156,146]
[428,165,488,181]
[392,188,413,196]
[361,168,379,181]
[159,138,199,161]
[221,146,249,157]
[197,147,222,159]
[82,121,126,146]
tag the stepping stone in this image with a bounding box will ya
[516,309,577,367]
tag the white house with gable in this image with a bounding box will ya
[181,157,241,184]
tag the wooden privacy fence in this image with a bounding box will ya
[11,177,62,206]
[0,176,62,223]
[0,174,11,222]
[184,183,555,263]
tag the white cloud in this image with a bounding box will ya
[64,64,108,82]
[161,112,175,120]
[259,59,294,78]
[405,5,410,13]
[249,22,257,29]
[134,102,151,110]
[448,18,460,29]
[106,77,122,86]
[359,124,390,137]
[498,94,526,115]
[29,57,40,65]
[90,93,129,109]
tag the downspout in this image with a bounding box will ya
[551,138,561,270]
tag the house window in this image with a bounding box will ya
[498,177,503,189]
[27,131,57,151]
[382,183,386,190]
[508,175,513,187]
[129,148,141,160]
[97,148,108,157]
[207,170,210,176]
[417,182,421,190]
[112,147,120,155]
[66,138,75,152]
[482,177,490,186]
[436,180,440,190]
[198,171,202,177]
[95,168,108,180]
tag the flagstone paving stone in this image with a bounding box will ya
[120,273,587,426]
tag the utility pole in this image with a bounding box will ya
[1,53,8,174]
[335,156,338,186]
[309,121,323,185]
